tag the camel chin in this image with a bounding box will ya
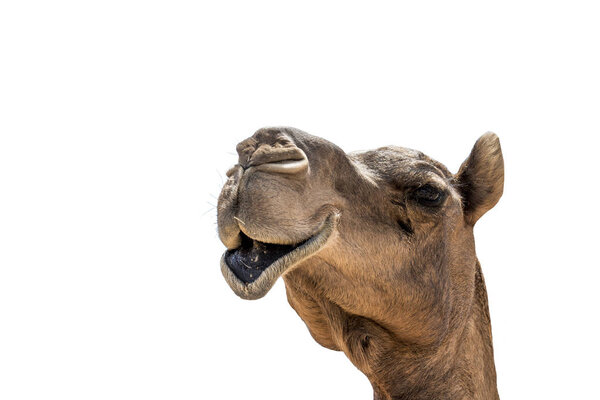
[221,212,339,300]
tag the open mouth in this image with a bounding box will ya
[225,234,309,284]
[220,212,339,300]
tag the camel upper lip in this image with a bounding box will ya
[220,212,339,300]
[250,157,309,175]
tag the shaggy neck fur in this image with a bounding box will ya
[287,261,498,400]
[369,263,498,400]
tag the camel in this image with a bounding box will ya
[217,127,503,400]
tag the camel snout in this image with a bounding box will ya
[235,128,309,175]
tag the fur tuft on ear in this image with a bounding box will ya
[455,132,504,225]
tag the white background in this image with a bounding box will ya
[1,1,599,399]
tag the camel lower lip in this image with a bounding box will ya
[220,212,339,300]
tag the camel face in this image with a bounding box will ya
[218,127,500,300]
[217,127,503,398]
[218,127,502,305]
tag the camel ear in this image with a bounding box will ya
[455,133,504,225]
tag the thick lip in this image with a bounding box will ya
[220,212,339,300]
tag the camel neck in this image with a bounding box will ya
[372,264,499,400]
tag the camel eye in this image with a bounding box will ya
[413,184,447,207]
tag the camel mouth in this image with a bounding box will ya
[225,234,309,284]
[221,212,339,300]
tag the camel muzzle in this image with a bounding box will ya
[220,212,339,300]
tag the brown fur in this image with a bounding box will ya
[217,127,504,399]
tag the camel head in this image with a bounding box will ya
[217,127,503,396]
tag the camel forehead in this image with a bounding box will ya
[349,146,453,185]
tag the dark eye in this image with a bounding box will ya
[412,184,447,207]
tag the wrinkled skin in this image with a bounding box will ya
[217,127,504,400]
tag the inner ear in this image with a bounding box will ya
[455,133,504,225]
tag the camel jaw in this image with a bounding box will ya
[221,212,339,300]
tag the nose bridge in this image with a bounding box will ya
[235,128,308,173]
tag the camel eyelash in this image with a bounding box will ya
[411,184,448,207]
